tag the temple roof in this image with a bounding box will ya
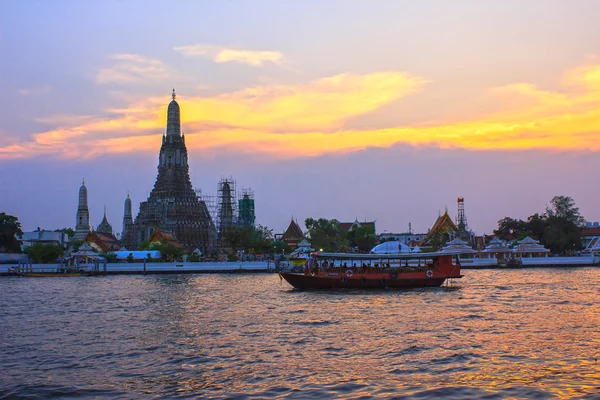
[97,207,113,234]
[430,210,458,233]
[85,231,121,252]
[441,238,475,254]
[514,236,550,253]
[339,219,376,233]
[149,228,185,249]
[282,219,303,241]
[482,237,511,253]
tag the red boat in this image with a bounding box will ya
[280,251,464,290]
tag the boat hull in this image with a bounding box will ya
[280,272,455,290]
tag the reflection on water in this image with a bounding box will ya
[1,269,599,399]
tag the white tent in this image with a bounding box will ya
[370,241,411,254]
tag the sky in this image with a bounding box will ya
[1,0,599,236]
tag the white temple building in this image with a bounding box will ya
[440,238,476,257]
[513,236,550,257]
[481,237,512,260]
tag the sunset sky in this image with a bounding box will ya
[1,0,599,236]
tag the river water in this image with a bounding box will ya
[1,269,599,399]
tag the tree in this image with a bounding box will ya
[249,225,274,254]
[543,196,585,254]
[347,226,378,252]
[494,217,527,240]
[24,243,64,264]
[428,231,450,251]
[149,241,184,262]
[0,213,23,253]
[526,213,546,241]
[546,196,585,227]
[273,240,291,256]
[55,228,75,238]
[304,218,347,252]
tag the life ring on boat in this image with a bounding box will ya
[346,270,353,278]
[426,270,433,278]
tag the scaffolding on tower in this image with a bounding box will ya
[238,188,256,228]
[214,178,237,250]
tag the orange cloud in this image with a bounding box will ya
[3,64,600,160]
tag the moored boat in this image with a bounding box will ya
[13,266,91,277]
[280,251,464,290]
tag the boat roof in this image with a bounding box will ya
[316,251,465,260]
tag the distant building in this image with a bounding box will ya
[238,190,256,228]
[581,225,600,252]
[85,231,121,253]
[379,232,427,246]
[276,218,304,248]
[74,179,90,241]
[96,206,113,235]
[430,208,458,236]
[131,90,216,252]
[20,230,70,249]
[149,228,185,250]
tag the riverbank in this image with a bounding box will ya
[0,261,275,276]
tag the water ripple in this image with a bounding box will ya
[1,269,599,398]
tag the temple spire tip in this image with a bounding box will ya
[172,88,176,100]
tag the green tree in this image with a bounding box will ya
[347,226,378,252]
[545,196,586,227]
[543,196,585,254]
[24,243,64,263]
[525,213,546,241]
[304,218,347,252]
[187,252,201,262]
[494,217,528,239]
[55,228,75,238]
[0,213,23,253]
[428,231,450,251]
[273,240,291,255]
[149,241,184,262]
[249,225,274,254]
[100,252,117,263]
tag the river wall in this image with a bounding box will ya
[0,261,275,275]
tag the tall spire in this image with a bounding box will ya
[74,180,90,241]
[122,192,133,240]
[166,89,181,136]
[97,205,113,234]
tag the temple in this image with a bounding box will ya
[130,90,216,252]
[74,179,90,241]
[279,218,304,248]
[122,193,133,240]
[96,206,113,234]
[430,208,458,236]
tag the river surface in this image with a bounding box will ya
[1,269,599,399]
